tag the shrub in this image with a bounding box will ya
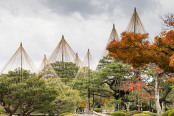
[126,110,142,116]
[121,110,127,113]
[161,110,174,116]
[0,115,7,116]
[143,111,159,116]
[168,111,174,116]
[94,108,102,112]
[110,111,126,116]
[133,113,150,116]
[0,107,6,114]
[61,113,79,116]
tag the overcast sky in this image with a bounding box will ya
[0,0,174,70]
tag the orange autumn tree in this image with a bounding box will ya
[163,14,174,28]
[107,32,152,68]
[121,78,154,102]
[107,30,174,71]
[166,77,174,84]
[152,30,174,72]
[107,30,174,115]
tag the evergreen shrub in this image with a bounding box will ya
[133,113,150,116]
[110,111,126,116]
[94,108,102,112]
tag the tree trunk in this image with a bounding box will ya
[26,112,31,116]
[161,101,165,113]
[138,100,140,111]
[124,102,130,111]
[155,74,162,115]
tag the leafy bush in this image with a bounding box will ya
[110,111,126,116]
[0,107,6,114]
[168,111,174,116]
[133,113,150,116]
[61,113,79,116]
[120,110,127,113]
[0,114,7,116]
[143,111,159,116]
[161,110,174,116]
[94,108,102,112]
[126,110,142,116]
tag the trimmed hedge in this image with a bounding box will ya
[143,112,159,116]
[61,113,79,116]
[0,107,6,115]
[133,113,150,116]
[126,110,143,116]
[110,111,126,116]
[94,108,102,112]
[168,111,174,116]
[161,110,174,116]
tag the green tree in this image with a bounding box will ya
[0,70,58,116]
[97,57,132,100]
[51,61,79,84]
[42,78,81,115]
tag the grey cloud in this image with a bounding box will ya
[42,0,103,17]
[114,0,160,15]
[42,0,161,18]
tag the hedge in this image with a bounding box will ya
[133,113,150,116]
[110,111,126,116]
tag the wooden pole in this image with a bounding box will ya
[87,49,91,113]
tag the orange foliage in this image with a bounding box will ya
[121,79,155,102]
[153,68,163,73]
[101,97,113,106]
[164,16,174,27]
[107,30,174,72]
[153,30,174,72]
[79,99,87,108]
[166,77,174,84]
[169,53,174,67]
[121,78,146,92]
[107,32,151,68]
[136,92,155,103]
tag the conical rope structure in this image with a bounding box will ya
[125,7,146,33]
[102,24,120,57]
[49,35,81,66]
[71,49,96,87]
[74,53,82,67]
[0,42,36,74]
[71,49,96,113]
[39,54,64,95]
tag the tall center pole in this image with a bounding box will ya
[44,54,46,79]
[20,42,23,115]
[134,7,136,33]
[92,78,95,113]
[20,42,23,80]
[87,49,91,113]
[62,35,64,62]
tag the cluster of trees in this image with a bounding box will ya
[0,68,80,116]
[68,14,174,116]
[105,15,174,115]
[1,15,174,116]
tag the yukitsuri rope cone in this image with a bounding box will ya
[126,7,146,33]
[71,49,95,87]
[0,42,36,74]
[49,35,81,66]
[71,49,96,113]
[102,24,120,57]
[39,54,64,94]
[74,53,82,67]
